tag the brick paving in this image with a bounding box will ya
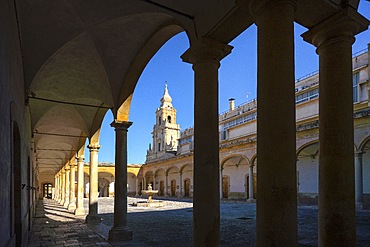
[29,198,370,247]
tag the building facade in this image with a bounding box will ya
[142,47,370,209]
[1,1,368,246]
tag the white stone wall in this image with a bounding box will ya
[228,121,256,140]
[297,157,319,193]
[296,99,319,121]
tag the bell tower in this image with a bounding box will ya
[146,84,180,162]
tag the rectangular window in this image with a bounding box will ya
[353,72,359,103]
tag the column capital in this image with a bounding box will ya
[249,0,297,19]
[87,143,101,151]
[110,120,133,130]
[181,38,232,65]
[355,151,364,157]
[65,165,70,171]
[302,7,369,52]
[69,162,76,168]
[77,155,85,163]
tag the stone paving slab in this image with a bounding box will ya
[29,198,370,247]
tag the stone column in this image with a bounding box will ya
[86,144,101,224]
[250,1,298,245]
[153,176,156,190]
[355,152,364,209]
[302,7,369,247]
[64,165,70,208]
[164,174,169,197]
[60,169,66,205]
[179,172,183,198]
[68,161,77,210]
[135,178,139,197]
[220,169,223,199]
[57,174,61,201]
[247,165,255,202]
[182,39,232,247]
[54,174,58,201]
[57,173,62,203]
[108,121,133,242]
[75,156,86,215]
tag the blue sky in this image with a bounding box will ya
[90,3,370,164]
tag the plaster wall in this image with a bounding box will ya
[296,100,318,121]
[127,173,136,194]
[222,164,248,194]
[228,121,256,139]
[297,157,319,193]
[0,1,34,245]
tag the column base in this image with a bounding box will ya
[108,226,133,242]
[86,214,101,224]
[74,207,86,216]
[247,198,256,203]
[68,203,76,211]
[63,200,70,208]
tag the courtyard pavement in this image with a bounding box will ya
[28,197,370,246]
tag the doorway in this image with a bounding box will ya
[222,176,229,199]
[43,183,53,198]
[159,181,164,196]
[184,179,190,197]
[171,180,176,196]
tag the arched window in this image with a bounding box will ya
[167,115,171,123]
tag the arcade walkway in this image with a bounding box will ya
[28,198,370,246]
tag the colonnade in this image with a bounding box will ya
[49,2,369,246]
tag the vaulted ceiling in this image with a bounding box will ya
[16,0,361,175]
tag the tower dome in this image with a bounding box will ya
[160,84,173,107]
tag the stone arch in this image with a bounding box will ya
[144,171,154,190]
[296,141,319,204]
[167,166,180,197]
[180,164,193,197]
[296,140,320,159]
[359,135,370,152]
[116,21,191,121]
[127,172,137,196]
[220,154,249,170]
[154,168,166,196]
[221,155,249,200]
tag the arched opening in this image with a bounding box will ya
[296,141,319,204]
[222,176,229,199]
[98,178,110,197]
[42,183,53,198]
[221,155,249,199]
[170,179,176,197]
[360,137,370,209]
[184,178,190,197]
[12,122,22,246]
